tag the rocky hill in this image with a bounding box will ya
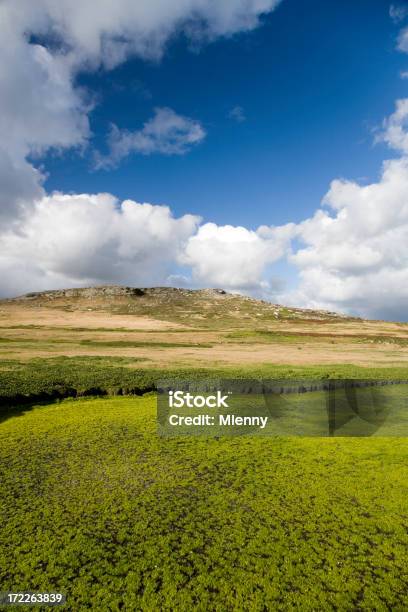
[6,285,353,327]
[2,285,408,370]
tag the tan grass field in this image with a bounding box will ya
[1,286,408,368]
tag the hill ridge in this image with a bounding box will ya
[3,284,354,322]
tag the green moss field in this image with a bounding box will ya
[1,396,408,610]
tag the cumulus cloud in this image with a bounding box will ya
[286,157,408,320]
[0,19,90,222]
[182,222,294,293]
[95,108,206,169]
[0,193,200,297]
[0,0,281,223]
[0,195,296,299]
[271,12,408,321]
[377,98,408,153]
[5,0,282,68]
[277,90,408,320]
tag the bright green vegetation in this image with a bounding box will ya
[1,396,408,610]
[1,356,408,408]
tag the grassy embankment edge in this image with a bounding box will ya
[1,355,407,410]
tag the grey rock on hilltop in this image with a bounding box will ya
[17,285,145,300]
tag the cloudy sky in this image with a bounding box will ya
[1,0,408,320]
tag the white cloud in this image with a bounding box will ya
[0,193,200,297]
[1,151,408,319]
[377,98,408,153]
[182,222,294,293]
[0,0,281,223]
[287,157,408,320]
[398,26,408,52]
[392,9,408,53]
[278,94,408,320]
[6,0,282,68]
[95,108,206,169]
[0,22,90,222]
[0,199,295,300]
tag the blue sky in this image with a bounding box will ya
[43,0,406,228]
[2,0,408,319]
